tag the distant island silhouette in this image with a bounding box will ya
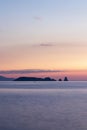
[14,77,56,81]
[0,75,69,81]
[15,76,69,81]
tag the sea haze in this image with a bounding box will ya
[0,81,87,130]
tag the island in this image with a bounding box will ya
[14,77,56,81]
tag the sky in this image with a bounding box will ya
[0,0,87,80]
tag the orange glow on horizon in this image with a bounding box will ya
[0,42,87,71]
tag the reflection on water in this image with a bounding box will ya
[0,81,87,130]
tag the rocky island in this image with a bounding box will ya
[14,77,56,81]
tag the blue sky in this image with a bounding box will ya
[1,0,87,46]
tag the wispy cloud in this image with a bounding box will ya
[33,16,42,21]
[0,69,62,75]
[39,43,55,47]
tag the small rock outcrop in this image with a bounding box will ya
[64,77,68,81]
[59,78,62,81]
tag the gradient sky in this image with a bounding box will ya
[0,0,87,80]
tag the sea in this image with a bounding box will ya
[0,81,87,130]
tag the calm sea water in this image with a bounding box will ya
[0,81,87,130]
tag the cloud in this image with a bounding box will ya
[0,69,86,76]
[0,69,62,75]
[33,16,42,21]
[37,42,56,47]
